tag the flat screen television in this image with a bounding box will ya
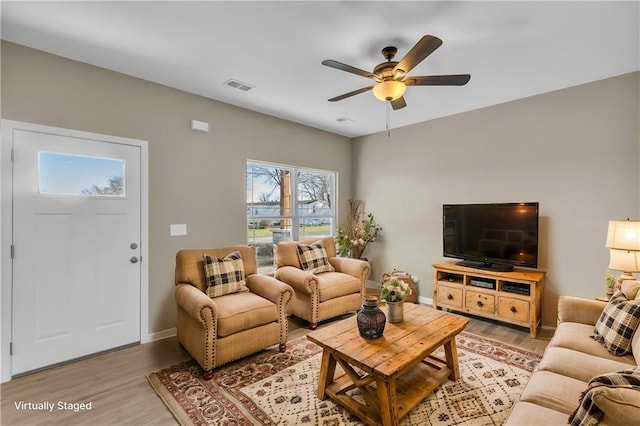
[443,202,539,271]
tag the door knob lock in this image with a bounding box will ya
[130,257,139,264]
[130,243,138,250]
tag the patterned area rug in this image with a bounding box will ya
[147,332,542,425]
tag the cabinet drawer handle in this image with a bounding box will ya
[510,306,517,313]
[477,301,484,307]
[447,294,453,300]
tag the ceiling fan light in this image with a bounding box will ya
[372,80,406,101]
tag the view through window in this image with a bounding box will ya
[247,161,335,273]
[38,152,125,197]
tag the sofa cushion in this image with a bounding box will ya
[550,322,637,365]
[593,291,640,356]
[296,240,335,274]
[505,401,572,426]
[568,367,640,426]
[594,386,640,425]
[215,292,277,337]
[537,347,635,383]
[519,370,587,414]
[315,272,361,302]
[203,251,249,298]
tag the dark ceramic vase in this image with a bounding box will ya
[357,298,386,339]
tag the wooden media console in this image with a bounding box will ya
[433,261,545,338]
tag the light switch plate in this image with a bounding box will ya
[170,224,187,236]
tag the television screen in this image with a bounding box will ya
[443,202,539,270]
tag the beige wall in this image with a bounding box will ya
[352,71,640,326]
[2,40,639,333]
[1,41,353,333]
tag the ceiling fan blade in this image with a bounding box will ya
[322,60,381,81]
[391,97,407,110]
[405,74,471,86]
[328,86,374,102]
[393,35,443,78]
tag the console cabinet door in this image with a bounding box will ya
[437,285,463,308]
[498,297,529,323]
[466,291,495,315]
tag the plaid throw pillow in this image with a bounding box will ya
[203,251,249,298]
[296,241,335,274]
[593,290,640,355]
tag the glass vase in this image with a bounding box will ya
[357,298,386,339]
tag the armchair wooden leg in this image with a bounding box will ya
[279,343,286,352]
[202,369,214,381]
[310,322,318,330]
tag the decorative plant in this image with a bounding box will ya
[606,270,617,295]
[335,200,381,259]
[380,277,412,302]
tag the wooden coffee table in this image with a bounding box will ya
[306,303,469,426]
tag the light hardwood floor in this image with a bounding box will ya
[1,309,553,425]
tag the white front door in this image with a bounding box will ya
[11,128,142,375]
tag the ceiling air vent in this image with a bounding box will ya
[224,79,255,92]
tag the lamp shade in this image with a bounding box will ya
[606,220,640,251]
[608,248,640,273]
[372,80,406,101]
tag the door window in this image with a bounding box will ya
[38,152,125,197]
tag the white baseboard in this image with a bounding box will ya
[143,327,176,343]
[418,296,434,306]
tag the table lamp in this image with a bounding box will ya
[606,219,640,286]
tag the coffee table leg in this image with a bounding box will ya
[317,349,337,400]
[376,378,399,426]
[443,337,460,380]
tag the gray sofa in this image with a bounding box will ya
[506,283,640,425]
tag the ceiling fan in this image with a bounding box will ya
[322,35,470,110]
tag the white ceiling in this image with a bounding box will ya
[1,1,639,138]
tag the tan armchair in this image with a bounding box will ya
[274,236,370,329]
[175,245,293,380]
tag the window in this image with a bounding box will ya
[38,152,125,197]
[247,161,336,273]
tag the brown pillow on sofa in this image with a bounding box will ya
[621,280,640,300]
[296,240,335,274]
[203,251,249,298]
[592,290,640,356]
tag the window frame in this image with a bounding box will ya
[246,159,337,244]
[37,151,126,198]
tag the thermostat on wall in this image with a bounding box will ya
[191,120,209,132]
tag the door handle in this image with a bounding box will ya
[130,257,139,264]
